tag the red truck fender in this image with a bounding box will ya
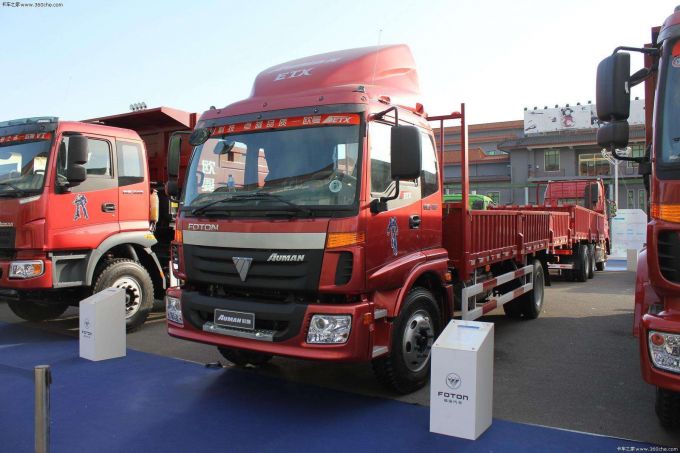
[388,256,452,322]
[633,247,660,337]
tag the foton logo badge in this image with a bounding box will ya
[232,257,253,282]
[446,373,462,390]
[187,223,219,231]
[267,253,305,262]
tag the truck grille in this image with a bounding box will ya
[0,227,15,257]
[182,245,323,293]
[658,231,680,284]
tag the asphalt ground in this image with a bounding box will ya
[1,267,679,447]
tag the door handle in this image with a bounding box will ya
[409,214,421,229]
[102,202,116,213]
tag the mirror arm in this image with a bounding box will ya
[371,106,399,126]
[612,46,659,57]
[370,180,400,213]
[609,146,645,163]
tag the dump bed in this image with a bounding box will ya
[443,203,570,278]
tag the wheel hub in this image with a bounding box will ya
[111,276,143,318]
[402,310,434,373]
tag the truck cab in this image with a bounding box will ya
[0,109,193,331]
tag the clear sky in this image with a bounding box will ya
[0,0,676,125]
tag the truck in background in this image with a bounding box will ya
[596,6,680,427]
[0,107,195,330]
[164,45,579,392]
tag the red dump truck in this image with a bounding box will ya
[0,107,195,330]
[596,6,680,427]
[494,179,612,281]
[165,45,575,392]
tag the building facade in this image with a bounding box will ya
[435,101,647,210]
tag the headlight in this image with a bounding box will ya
[9,261,44,279]
[307,314,351,344]
[649,331,680,373]
[166,296,183,326]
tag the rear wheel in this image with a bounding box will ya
[595,260,606,271]
[655,387,680,428]
[92,258,154,332]
[217,347,273,367]
[587,244,595,279]
[519,260,545,319]
[373,288,440,394]
[8,299,69,322]
[575,245,589,283]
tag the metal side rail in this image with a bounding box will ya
[461,264,534,320]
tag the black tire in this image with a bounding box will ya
[519,260,545,319]
[575,245,589,283]
[587,244,595,279]
[655,387,680,428]
[92,258,154,332]
[595,260,606,271]
[8,299,69,322]
[372,288,440,394]
[503,299,523,318]
[217,347,273,367]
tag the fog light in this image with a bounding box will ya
[649,330,680,373]
[9,260,44,279]
[307,314,351,344]
[166,296,183,326]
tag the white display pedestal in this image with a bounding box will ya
[79,287,126,361]
[430,320,494,440]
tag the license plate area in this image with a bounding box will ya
[214,309,255,330]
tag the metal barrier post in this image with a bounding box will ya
[35,365,51,453]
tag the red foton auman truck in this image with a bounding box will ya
[165,45,572,392]
[597,6,680,427]
[495,179,612,281]
[0,107,195,330]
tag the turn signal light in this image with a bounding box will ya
[651,203,680,223]
[326,232,365,248]
[174,229,183,243]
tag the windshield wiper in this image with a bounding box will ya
[191,191,312,217]
[0,181,27,196]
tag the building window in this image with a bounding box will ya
[487,191,500,205]
[628,144,645,168]
[627,189,635,208]
[638,189,646,212]
[544,150,560,172]
[579,153,610,176]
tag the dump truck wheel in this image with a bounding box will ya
[218,347,273,367]
[8,299,69,322]
[519,260,545,319]
[587,244,595,279]
[92,258,154,332]
[372,288,440,394]
[656,387,680,428]
[595,260,606,271]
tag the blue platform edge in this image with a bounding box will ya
[0,321,659,453]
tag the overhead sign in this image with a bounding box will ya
[524,99,644,134]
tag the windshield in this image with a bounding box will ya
[0,132,52,196]
[183,116,361,216]
[660,38,680,166]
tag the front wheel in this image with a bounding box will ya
[655,387,680,428]
[372,288,440,394]
[92,259,154,332]
[8,299,69,322]
[587,244,595,279]
[595,260,606,271]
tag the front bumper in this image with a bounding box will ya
[0,259,54,291]
[166,287,378,362]
[640,312,680,393]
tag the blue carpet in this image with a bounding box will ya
[0,322,659,452]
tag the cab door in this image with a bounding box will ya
[419,132,442,250]
[115,140,149,233]
[365,120,423,288]
[48,134,119,250]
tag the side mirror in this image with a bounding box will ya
[597,120,629,150]
[596,53,631,121]
[167,133,184,180]
[390,126,422,180]
[66,135,88,184]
